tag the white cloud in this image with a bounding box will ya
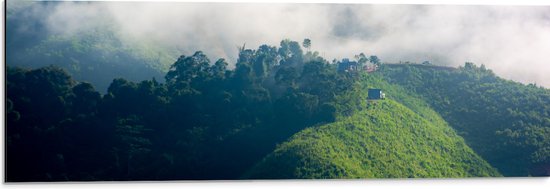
[18,2,550,87]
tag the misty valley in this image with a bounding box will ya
[5,1,550,182]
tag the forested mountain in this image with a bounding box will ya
[5,38,550,181]
[378,63,550,176]
[244,71,505,178]
[6,1,175,92]
[6,40,354,181]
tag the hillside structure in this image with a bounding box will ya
[337,58,358,72]
[368,89,385,100]
[338,59,378,73]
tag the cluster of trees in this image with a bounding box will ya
[379,63,550,176]
[352,53,381,66]
[6,39,362,181]
[10,37,549,181]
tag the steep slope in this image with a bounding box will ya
[244,99,500,178]
[379,63,550,176]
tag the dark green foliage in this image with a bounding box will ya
[7,37,548,181]
[112,115,152,179]
[355,53,368,65]
[165,51,211,88]
[302,38,311,50]
[71,82,101,115]
[378,63,550,176]
[6,39,358,181]
[369,55,380,65]
[6,66,115,181]
[278,39,304,66]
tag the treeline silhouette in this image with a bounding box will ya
[6,39,362,181]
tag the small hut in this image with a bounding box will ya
[367,89,385,100]
[337,58,358,72]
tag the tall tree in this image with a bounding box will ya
[302,38,311,51]
[369,55,380,66]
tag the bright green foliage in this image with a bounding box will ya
[245,79,500,178]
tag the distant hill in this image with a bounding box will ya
[244,75,500,178]
[378,63,550,176]
[6,1,176,93]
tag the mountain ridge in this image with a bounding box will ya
[244,99,500,178]
[6,37,550,180]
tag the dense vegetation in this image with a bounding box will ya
[6,39,360,181]
[6,35,550,181]
[378,63,550,176]
[245,99,499,178]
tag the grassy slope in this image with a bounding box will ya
[244,74,500,179]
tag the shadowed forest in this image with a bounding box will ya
[6,1,550,182]
[6,39,550,181]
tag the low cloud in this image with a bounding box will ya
[12,2,550,87]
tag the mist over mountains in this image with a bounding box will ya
[7,40,550,180]
[7,1,550,87]
[6,1,550,181]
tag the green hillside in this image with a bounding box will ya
[378,63,550,176]
[7,37,550,181]
[245,75,500,179]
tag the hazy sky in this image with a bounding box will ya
[12,1,550,87]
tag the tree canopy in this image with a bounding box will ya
[6,39,550,181]
[6,39,361,181]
